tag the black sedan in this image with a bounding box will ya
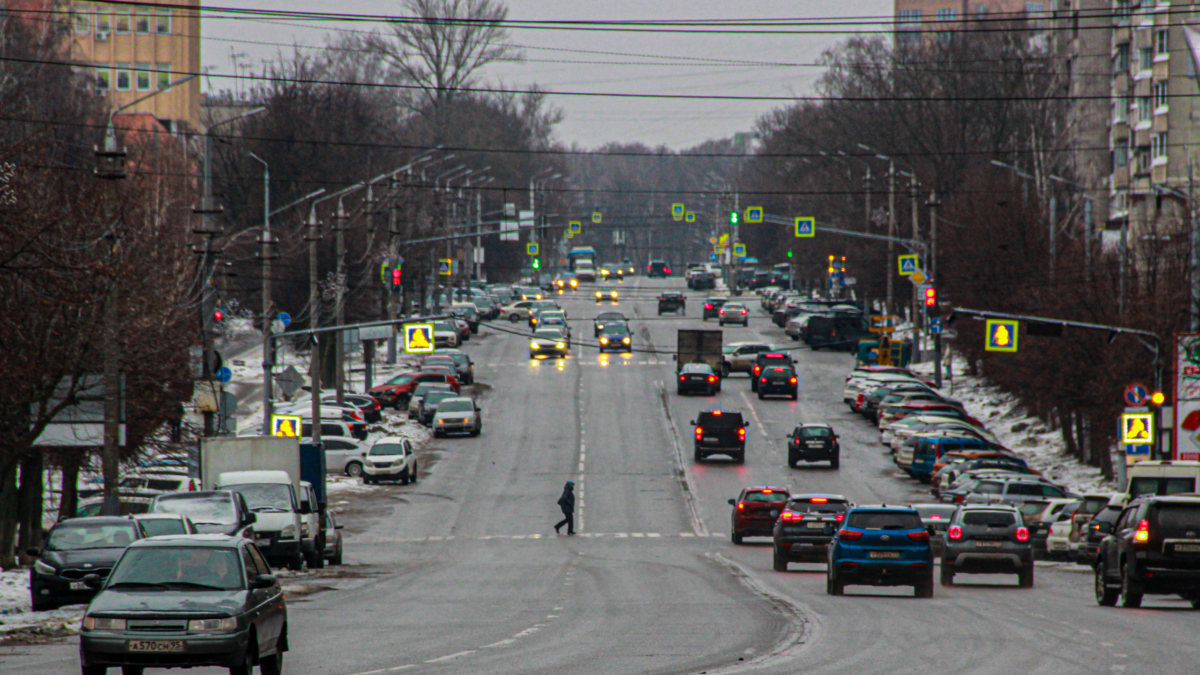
[79,535,287,675]
[757,365,798,400]
[29,517,145,611]
[702,297,729,320]
[597,323,632,352]
[677,362,721,396]
[593,311,627,337]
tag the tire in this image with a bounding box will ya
[363,476,374,485]
[32,596,56,612]
[827,572,844,596]
[734,451,745,465]
[346,462,363,478]
[773,546,788,572]
[830,454,840,470]
[81,667,106,675]
[331,539,343,565]
[721,364,731,378]
[305,548,322,570]
[940,563,955,586]
[731,530,744,545]
[915,576,934,599]
[400,467,410,485]
[1121,562,1143,608]
[757,392,765,400]
[411,462,418,483]
[260,650,284,675]
[788,452,797,468]
[121,667,145,675]
[228,638,256,675]
[1095,561,1119,606]
[287,551,303,572]
[470,426,481,436]
[694,448,703,463]
[709,387,717,396]
[1018,562,1034,588]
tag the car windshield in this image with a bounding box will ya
[46,522,140,551]
[153,495,237,525]
[697,412,743,428]
[765,368,791,378]
[535,330,564,340]
[224,484,294,511]
[743,491,786,503]
[108,547,243,590]
[682,364,713,374]
[847,511,922,530]
[541,312,565,321]
[440,400,474,413]
[370,443,406,457]
[597,313,624,322]
[386,375,415,386]
[601,325,629,335]
[433,321,455,332]
[799,427,832,439]
[962,511,1017,527]
[138,519,189,537]
[425,392,456,405]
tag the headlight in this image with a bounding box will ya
[596,324,604,330]
[595,292,602,298]
[281,524,296,538]
[83,616,126,631]
[33,560,55,576]
[570,280,578,287]
[531,341,540,350]
[556,342,565,349]
[188,617,238,633]
[612,291,618,298]
[600,337,609,345]
[623,337,631,344]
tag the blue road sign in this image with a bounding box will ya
[898,255,920,275]
[929,318,944,335]
[215,366,232,383]
[745,207,763,223]
[733,243,747,258]
[277,312,292,327]
[1124,383,1149,407]
[795,217,815,237]
[709,253,719,262]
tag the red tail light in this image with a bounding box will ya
[738,427,746,441]
[835,513,845,522]
[741,310,747,315]
[754,366,762,375]
[1134,519,1150,543]
[707,375,717,383]
[719,309,725,315]
[665,268,672,274]
[811,497,828,503]
[948,525,963,540]
[680,375,686,381]
[780,511,801,521]
[704,303,713,309]
[760,377,768,384]
[1016,527,1030,542]
[954,494,965,503]
[908,531,930,542]
[838,530,863,541]
[695,426,703,440]
[736,502,745,510]
[789,377,797,385]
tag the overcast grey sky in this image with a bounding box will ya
[202,1,893,150]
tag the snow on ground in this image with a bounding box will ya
[908,353,1115,495]
[0,570,84,641]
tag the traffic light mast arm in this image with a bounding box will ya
[763,214,927,255]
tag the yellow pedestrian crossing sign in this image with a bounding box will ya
[795,217,815,237]
[591,212,602,224]
[685,212,696,223]
[271,414,302,438]
[438,259,452,276]
[404,323,435,354]
[898,255,920,275]
[672,204,684,221]
[569,221,581,233]
[985,319,1019,352]
[745,206,763,223]
[527,242,539,256]
[1121,413,1154,445]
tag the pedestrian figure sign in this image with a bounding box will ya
[438,259,452,276]
[404,323,435,354]
[745,206,763,223]
[271,414,302,438]
[672,204,684,221]
[1122,413,1154,445]
[795,217,815,237]
[569,221,581,233]
[985,319,1018,352]
[733,243,746,258]
[591,212,602,223]
[527,242,539,256]
[898,254,919,275]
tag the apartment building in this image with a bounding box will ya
[894,0,1033,46]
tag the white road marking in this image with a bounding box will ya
[425,650,477,663]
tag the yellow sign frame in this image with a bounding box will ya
[795,217,815,238]
[898,254,920,275]
[985,319,1019,352]
[745,206,763,223]
[685,212,696,223]
[526,242,539,256]
[1121,413,1154,445]
[404,323,436,354]
[569,221,581,233]
[591,212,602,224]
[672,204,684,221]
[271,414,302,438]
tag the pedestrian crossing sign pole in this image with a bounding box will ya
[527,242,539,256]
[404,323,435,354]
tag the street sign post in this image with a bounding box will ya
[985,319,1019,352]
[745,206,763,223]
[929,318,945,335]
[795,217,815,237]
[898,255,920,275]
[403,323,435,354]
[672,204,684,221]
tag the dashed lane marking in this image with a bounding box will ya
[425,650,476,664]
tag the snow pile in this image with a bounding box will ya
[0,570,84,639]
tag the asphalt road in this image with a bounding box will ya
[5,276,1199,675]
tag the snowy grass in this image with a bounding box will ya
[0,570,84,638]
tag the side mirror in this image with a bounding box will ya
[335,523,345,530]
[1096,521,1113,534]
[728,498,737,506]
[250,574,277,590]
[299,501,313,515]
[689,420,696,426]
[83,574,103,589]
[25,547,39,557]
[744,422,751,428]
[243,513,257,525]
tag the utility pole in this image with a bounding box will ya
[911,177,921,364]
[863,168,872,232]
[248,154,274,434]
[1084,199,1093,284]
[305,205,323,447]
[1049,196,1057,283]
[102,265,121,517]
[887,162,896,315]
[334,200,348,405]
[929,192,942,387]
[1191,158,1199,331]
[387,179,400,364]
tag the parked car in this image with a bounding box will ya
[363,437,418,484]
[29,516,145,611]
[772,494,849,571]
[78,535,287,675]
[369,372,460,409]
[1095,495,1200,608]
[941,504,1034,587]
[408,381,455,417]
[827,505,935,597]
[75,492,159,518]
[324,511,344,566]
[149,491,257,538]
[729,486,790,545]
[1077,503,1124,566]
[316,436,369,477]
[420,390,461,426]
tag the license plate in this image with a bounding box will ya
[1175,544,1200,552]
[807,442,824,448]
[128,640,184,653]
[869,551,900,559]
[69,581,87,590]
[976,541,1004,548]
[806,522,826,529]
[703,437,718,442]
[256,539,271,547]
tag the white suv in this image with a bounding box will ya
[363,437,418,485]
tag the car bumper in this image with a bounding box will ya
[678,382,717,393]
[944,549,1029,572]
[790,446,835,461]
[759,385,796,396]
[777,538,834,560]
[695,443,743,456]
[364,463,409,477]
[598,342,631,351]
[254,535,301,564]
[30,576,99,607]
[531,347,569,357]
[833,559,932,585]
[81,629,250,669]
[435,420,476,433]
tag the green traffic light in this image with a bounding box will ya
[786,250,794,258]
[729,211,739,225]
[532,258,541,269]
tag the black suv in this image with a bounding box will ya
[593,311,626,337]
[1077,503,1123,566]
[29,516,145,611]
[702,297,729,320]
[1095,496,1200,608]
[787,423,839,468]
[772,494,849,571]
[751,352,794,392]
[691,409,748,463]
[941,504,1034,587]
[691,272,716,290]
[757,365,798,400]
[658,292,686,315]
[648,260,670,278]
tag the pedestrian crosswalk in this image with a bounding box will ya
[351,531,724,545]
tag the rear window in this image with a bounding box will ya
[682,363,713,374]
[743,490,787,503]
[1079,498,1109,515]
[697,412,744,427]
[847,511,922,530]
[1130,477,1198,498]
[962,511,1017,527]
[787,500,848,514]
[1154,504,1200,529]
[799,427,831,439]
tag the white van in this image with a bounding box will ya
[1121,460,1200,502]
[216,470,307,571]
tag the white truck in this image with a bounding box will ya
[201,436,322,571]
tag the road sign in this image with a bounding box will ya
[569,221,581,233]
[929,318,944,335]
[438,259,452,275]
[745,206,763,223]
[526,242,540,256]
[672,203,684,220]
[277,312,291,327]
[709,253,719,262]
[733,243,746,258]
[565,231,574,239]
[1121,412,1154,445]
[403,323,435,354]
[592,212,602,223]
[1125,383,1150,407]
[795,217,815,237]
[518,210,534,228]
[276,365,302,397]
[214,366,232,384]
[685,212,696,223]
[898,255,920,275]
[359,325,392,341]
[271,414,302,438]
[985,319,1019,352]
[910,269,928,285]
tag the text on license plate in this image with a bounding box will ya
[256,539,271,546]
[806,522,826,529]
[976,541,1004,548]
[1176,544,1200,552]
[69,581,88,590]
[128,640,184,653]
[703,437,718,442]
[869,551,900,559]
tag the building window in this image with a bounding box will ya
[936,8,956,20]
[1151,133,1168,159]
[135,6,150,33]
[1139,47,1153,71]
[95,64,111,91]
[135,63,152,90]
[114,4,130,33]
[898,9,921,24]
[115,63,131,90]
[156,8,171,34]
[1114,96,1128,122]
[1153,81,1168,109]
[896,31,920,48]
[1025,2,1045,14]
[1155,29,1169,55]
[1136,96,1152,121]
[1114,43,1130,73]
[1114,138,1130,167]
[95,8,109,33]
[156,63,172,89]
[1136,146,1151,172]
[74,4,90,33]
[976,5,989,15]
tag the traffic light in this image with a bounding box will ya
[729,211,739,225]
[391,267,402,287]
[786,250,793,258]
[531,258,541,270]
[923,287,938,316]
[213,309,224,323]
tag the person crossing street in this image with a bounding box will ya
[554,481,575,535]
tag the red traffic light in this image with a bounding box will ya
[391,268,402,285]
[213,309,224,322]
[923,287,937,307]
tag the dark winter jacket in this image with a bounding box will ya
[557,486,575,514]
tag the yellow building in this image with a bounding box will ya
[65,0,201,132]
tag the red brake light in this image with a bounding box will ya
[908,531,930,542]
[761,489,773,494]
[754,366,762,374]
[707,375,717,383]
[742,310,747,315]
[838,530,862,540]
[930,514,941,520]
[736,502,745,510]
[704,303,713,309]
[1134,519,1150,543]
[811,498,828,503]
[761,377,768,384]
[712,410,722,416]
[738,427,746,441]
[766,353,785,358]
[780,511,800,521]
[1016,527,1030,542]
[789,377,797,385]
[835,513,845,522]
[719,309,725,315]
[665,268,672,274]
[680,375,686,381]
[695,426,703,440]
[948,525,963,540]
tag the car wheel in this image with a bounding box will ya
[32,596,56,612]
[731,530,744,545]
[288,551,303,571]
[411,462,418,483]
[306,549,322,570]
[757,392,765,400]
[121,667,145,675]
[509,314,520,323]
[773,546,788,572]
[734,451,745,465]
[787,452,797,468]
[400,467,410,485]
[81,666,106,675]
[331,541,343,566]
[1095,561,1119,606]
[229,639,256,675]
[940,563,955,586]
[1018,562,1034,588]
[259,649,284,675]
[830,454,840,469]
[1121,562,1143,608]
[346,462,363,478]
[915,576,935,599]
[694,448,703,463]
[827,572,844,596]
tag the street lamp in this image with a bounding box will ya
[95,73,198,179]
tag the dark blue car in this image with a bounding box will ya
[827,505,935,598]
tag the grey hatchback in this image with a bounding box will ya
[79,535,287,675]
[940,504,1034,587]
